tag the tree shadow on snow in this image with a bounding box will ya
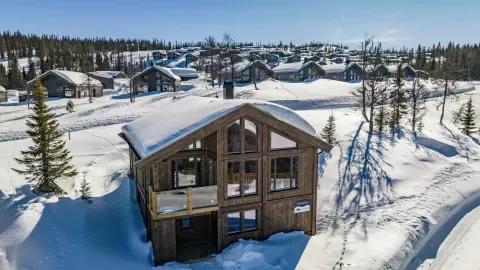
[330,122,395,238]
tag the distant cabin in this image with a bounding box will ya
[167,51,181,60]
[0,86,7,103]
[131,65,181,92]
[367,64,426,80]
[248,54,262,62]
[152,51,166,60]
[284,54,301,63]
[28,70,104,98]
[266,54,279,67]
[185,53,199,64]
[305,55,320,63]
[169,68,199,81]
[330,57,344,64]
[239,60,274,82]
[88,71,126,89]
[273,61,326,82]
[120,96,332,265]
[322,63,363,82]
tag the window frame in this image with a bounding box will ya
[226,117,259,155]
[269,129,298,151]
[226,159,259,198]
[172,157,204,189]
[181,216,192,229]
[227,209,258,235]
[270,156,299,192]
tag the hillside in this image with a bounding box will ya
[0,79,479,269]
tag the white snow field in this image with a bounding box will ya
[0,77,479,270]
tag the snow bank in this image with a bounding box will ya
[121,96,318,158]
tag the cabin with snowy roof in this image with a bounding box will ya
[239,60,274,82]
[131,65,181,92]
[322,63,363,81]
[88,71,126,89]
[28,70,104,98]
[120,96,332,265]
[167,51,181,60]
[284,54,301,63]
[273,61,326,82]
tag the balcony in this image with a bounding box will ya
[148,185,218,220]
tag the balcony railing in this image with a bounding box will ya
[148,185,218,220]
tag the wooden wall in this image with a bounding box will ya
[150,219,176,265]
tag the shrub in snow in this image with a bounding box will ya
[80,172,93,202]
[459,96,477,135]
[321,112,337,144]
[12,80,78,194]
[66,99,75,113]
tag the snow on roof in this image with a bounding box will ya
[121,96,319,159]
[273,62,304,73]
[133,65,181,82]
[169,68,199,78]
[28,70,102,86]
[241,60,273,73]
[89,71,126,79]
[321,63,360,73]
[0,85,6,92]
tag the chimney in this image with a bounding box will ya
[223,81,234,100]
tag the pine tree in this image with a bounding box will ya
[7,55,24,89]
[80,172,92,202]
[321,112,337,144]
[27,60,36,81]
[452,103,466,124]
[66,99,75,113]
[0,64,7,87]
[13,80,78,194]
[389,64,408,132]
[459,96,477,135]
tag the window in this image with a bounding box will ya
[271,131,297,150]
[271,156,298,191]
[182,217,191,228]
[227,161,241,197]
[183,140,202,150]
[227,160,258,198]
[227,212,241,234]
[172,157,204,188]
[244,120,257,152]
[227,118,258,154]
[227,209,258,235]
[227,120,241,153]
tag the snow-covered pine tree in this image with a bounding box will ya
[80,172,92,202]
[459,96,477,135]
[389,64,408,132]
[66,99,74,113]
[321,112,337,144]
[13,80,78,194]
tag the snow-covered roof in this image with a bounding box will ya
[133,65,181,82]
[88,71,126,79]
[28,70,102,86]
[322,63,360,73]
[0,85,5,92]
[273,62,304,73]
[121,96,320,159]
[169,68,199,79]
[241,60,273,73]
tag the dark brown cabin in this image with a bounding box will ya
[120,97,332,265]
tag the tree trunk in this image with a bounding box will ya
[439,81,448,125]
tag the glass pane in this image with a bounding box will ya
[227,161,241,197]
[227,120,241,153]
[244,210,257,231]
[271,131,297,150]
[244,160,257,195]
[208,159,216,185]
[182,217,191,228]
[292,156,298,188]
[191,185,218,208]
[157,189,188,214]
[176,158,196,188]
[227,212,241,234]
[244,120,257,152]
[274,157,291,190]
[196,157,204,186]
[270,159,275,190]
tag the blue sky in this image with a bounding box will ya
[1,0,479,49]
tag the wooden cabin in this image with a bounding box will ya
[167,51,181,60]
[322,63,363,82]
[248,54,262,62]
[239,60,274,82]
[27,70,103,98]
[284,54,301,63]
[266,54,279,67]
[88,71,126,89]
[120,96,332,265]
[273,61,326,82]
[152,51,166,60]
[131,65,181,92]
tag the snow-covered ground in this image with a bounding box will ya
[0,78,479,269]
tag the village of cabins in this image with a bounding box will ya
[2,46,430,265]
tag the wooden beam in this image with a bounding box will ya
[152,206,219,220]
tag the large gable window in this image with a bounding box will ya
[270,131,297,150]
[270,156,298,191]
[227,118,258,154]
[172,157,204,188]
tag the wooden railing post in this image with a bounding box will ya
[150,187,158,220]
[187,187,193,215]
